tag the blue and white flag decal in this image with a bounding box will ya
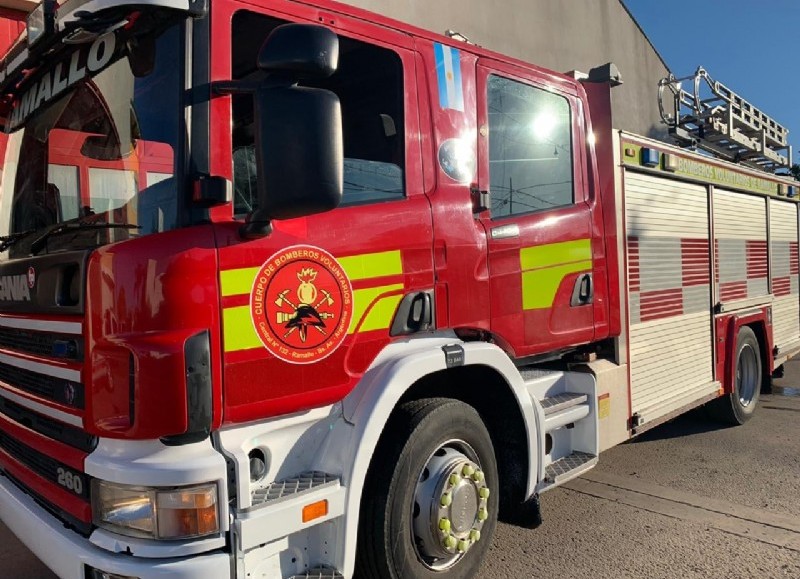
[434,43,464,112]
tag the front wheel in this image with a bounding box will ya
[709,326,761,425]
[356,398,499,579]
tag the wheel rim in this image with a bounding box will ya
[737,343,758,408]
[411,439,491,571]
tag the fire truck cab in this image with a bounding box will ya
[0,0,794,578]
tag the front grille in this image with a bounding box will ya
[0,327,82,360]
[0,429,91,501]
[0,396,95,452]
[0,362,84,408]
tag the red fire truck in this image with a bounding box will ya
[0,0,796,578]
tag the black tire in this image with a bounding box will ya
[708,326,761,425]
[355,398,499,579]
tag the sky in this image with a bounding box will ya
[623,0,799,169]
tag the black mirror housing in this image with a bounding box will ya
[257,23,339,79]
[248,84,343,225]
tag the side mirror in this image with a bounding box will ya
[257,23,339,78]
[218,24,344,238]
[247,84,343,230]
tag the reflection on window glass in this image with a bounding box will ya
[47,164,79,221]
[88,168,138,216]
[147,172,172,187]
[488,76,573,218]
[231,11,405,215]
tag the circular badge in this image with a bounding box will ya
[250,245,353,364]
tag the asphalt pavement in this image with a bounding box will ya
[2,363,799,579]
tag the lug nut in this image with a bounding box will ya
[439,518,451,532]
[471,470,485,482]
[479,487,491,499]
[457,539,471,553]
[449,473,461,485]
[478,508,488,521]
[461,464,475,477]
[444,535,458,550]
[470,529,481,542]
[441,492,452,507]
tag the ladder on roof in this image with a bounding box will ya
[658,66,792,174]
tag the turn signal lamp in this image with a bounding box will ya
[302,499,328,523]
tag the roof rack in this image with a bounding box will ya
[658,66,791,174]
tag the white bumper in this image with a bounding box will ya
[0,473,232,579]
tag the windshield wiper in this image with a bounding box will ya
[0,229,37,253]
[30,221,142,255]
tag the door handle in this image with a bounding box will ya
[571,273,593,306]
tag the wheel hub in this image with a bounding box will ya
[412,444,490,570]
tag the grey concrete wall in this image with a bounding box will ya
[343,0,670,140]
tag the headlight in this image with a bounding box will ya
[92,481,219,540]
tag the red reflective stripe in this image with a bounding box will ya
[719,281,747,302]
[681,238,710,287]
[773,276,792,297]
[639,289,684,322]
[746,240,769,279]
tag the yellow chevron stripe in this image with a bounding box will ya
[222,306,262,351]
[220,250,403,298]
[349,284,404,334]
[220,267,260,297]
[521,260,592,310]
[339,250,402,281]
[520,239,592,310]
[221,250,406,351]
[520,239,591,271]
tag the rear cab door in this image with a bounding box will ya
[476,58,599,358]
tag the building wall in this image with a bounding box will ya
[344,0,670,139]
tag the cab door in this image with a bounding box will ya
[210,2,434,423]
[476,59,596,358]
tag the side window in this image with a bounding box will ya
[487,75,574,218]
[231,11,406,215]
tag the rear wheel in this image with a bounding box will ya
[356,398,499,579]
[709,326,761,425]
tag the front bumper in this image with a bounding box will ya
[0,473,231,579]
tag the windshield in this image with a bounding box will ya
[0,18,184,258]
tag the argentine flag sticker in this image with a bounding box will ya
[434,43,464,112]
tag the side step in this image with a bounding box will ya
[236,471,346,550]
[519,367,600,493]
[544,451,597,486]
[541,392,588,415]
[251,471,338,508]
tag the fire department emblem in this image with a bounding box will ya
[250,246,353,364]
